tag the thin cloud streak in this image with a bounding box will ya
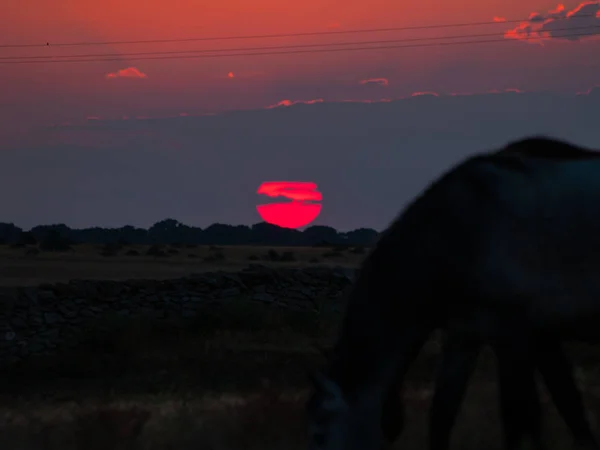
[105,67,148,79]
[359,78,389,86]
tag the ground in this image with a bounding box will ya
[2,244,600,449]
[0,243,363,286]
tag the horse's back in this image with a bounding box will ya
[459,139,600,329]
[353,136,600,331]
[500,136,600,161]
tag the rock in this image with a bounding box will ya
[0,266,353,364]
[218,287,241,298]
[43,312,63,324]
[253,293,275,303]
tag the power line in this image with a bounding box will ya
[0,13,598,49]
[0,30,597,65]
[3,24,598,61]
[1,31,596,64]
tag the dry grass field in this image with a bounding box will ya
[4,317,600,450]
[0,243,365,286]
[3,243,600,449]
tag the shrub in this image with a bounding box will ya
[321,250,343,259]
[146,245,167,257]
[263,249,295,262]
[204,252,225,262]
[39,231,72,252]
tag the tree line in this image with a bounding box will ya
[0,219,379,248]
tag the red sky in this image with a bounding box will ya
[1,0,600,139]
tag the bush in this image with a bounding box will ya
[17,231,37,246]
[263,249,295,262]
[146,245,167,257]
[279,251,296,262]
[204,252,225,262]
[39,231,72,252]
[100,242,124,257]
[321,250,343,259]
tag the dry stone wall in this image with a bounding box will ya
[0,265,356,365]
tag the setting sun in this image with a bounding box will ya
[256,181,322,228]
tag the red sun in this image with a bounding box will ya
[256,181,322,229]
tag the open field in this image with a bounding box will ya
[0,243,365,286]
[3,248,600,449]
[4,297,600,450]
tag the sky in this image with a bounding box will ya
[0,1,600,231]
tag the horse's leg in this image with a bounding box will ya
[381,380,404,445]
[380,329,436,446]
[428,332,481,450]
[423,334,596,450]
[493,333,545,450]
[535,339,599,449]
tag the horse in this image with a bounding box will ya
[306,136,600,450]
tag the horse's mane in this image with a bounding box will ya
[499,136,600,161]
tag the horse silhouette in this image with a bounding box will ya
[306,136,600,450]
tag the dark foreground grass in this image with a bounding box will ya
[3,300,600,450]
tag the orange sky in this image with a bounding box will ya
[0,0,599,137]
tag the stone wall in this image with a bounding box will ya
[0,265,356,365]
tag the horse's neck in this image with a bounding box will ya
[327,281,435,400]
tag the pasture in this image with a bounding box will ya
[2,243,600,449]
[0,243,364,286]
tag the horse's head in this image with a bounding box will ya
[306,371,388,450]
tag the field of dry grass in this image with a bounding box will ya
[3,297,600,450]
[0,243,365,286]
[3,245,600,449]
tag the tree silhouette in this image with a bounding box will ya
[0,219,380,247]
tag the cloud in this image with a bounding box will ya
[493,16,507,22]
[359,78,389,87]
[411,91,439,97]
[105,67,148,79]
[577,84,600,95]
[340,98,392,103]
[224,70,264,79]
[504,1,600,44]
[327,22,341,29]
[487,88,525,94]
[265,98,324,109]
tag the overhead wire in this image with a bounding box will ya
[1,24,599,62]
[0,29,598,64]
[0,12,598,49]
